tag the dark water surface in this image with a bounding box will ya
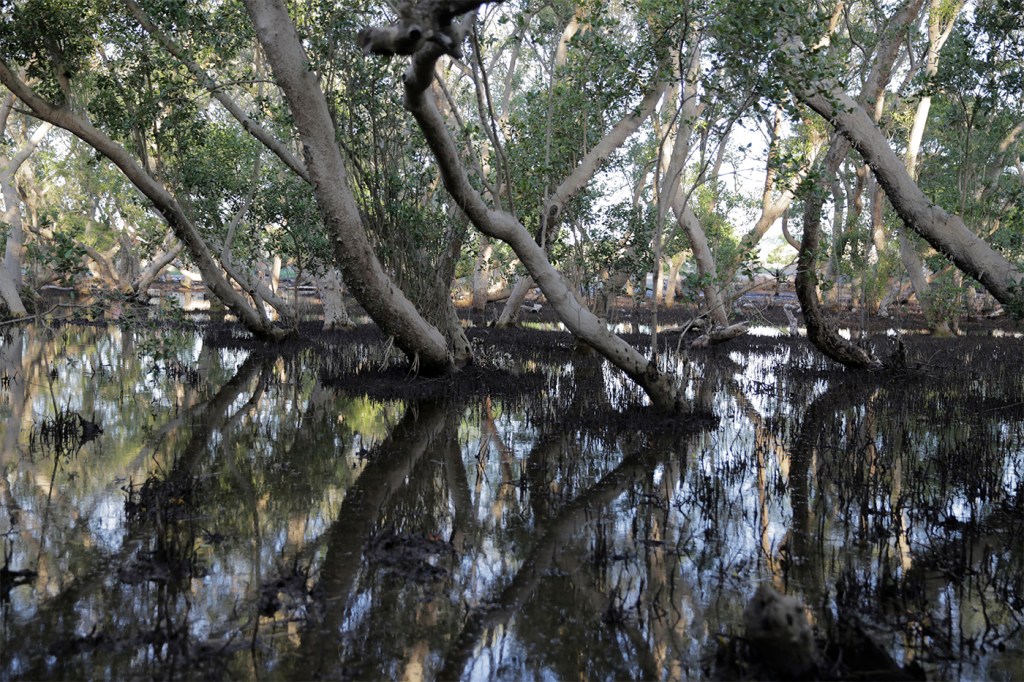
[0,323,1022,680]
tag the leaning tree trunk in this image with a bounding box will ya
[395,39,681,412]
[132,238,183,298]
[0,63,290,341]
[796,87,1024,307]
[894,0,965,335]
[495,82,665,327]
[244,0,454,374]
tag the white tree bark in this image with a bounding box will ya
[657,41,732,328]
[317,267,353,330]
[0,264,26,317]
[133,236,183,296]
[1,122,51,288]
[894,0,965,334]
[471,237,493,313]
[243,0,453,373]
[675,202,729,325]
[0,92,51,314]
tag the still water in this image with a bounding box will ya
[0,323,1021,679]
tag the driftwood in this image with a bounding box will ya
[690,322,749,348]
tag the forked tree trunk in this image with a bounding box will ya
[495,84,665,327]
[0,95,50,315]
[658,42,731,330]
[133,239,183,298]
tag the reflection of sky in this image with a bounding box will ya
[1,325,1021,680]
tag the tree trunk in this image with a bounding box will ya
[894,0,965,334]
[471,238,493,314]
[675,202,729,327]
[0,264,27,317]
[663,254,685,308]
[243,0,454,373]
[317,267,353,330]
[0,63,290,341]
[495,275,535,327]
[1,97,50,306]
[657,41,731,330]
[796,146,882,370]
[495,82,666,326]
[402,42,681,412]
[270,255,282,294]
[796,87,1024,307]
[132,237,183,298]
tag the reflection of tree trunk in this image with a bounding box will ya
[0,328,39,464]
[727,380,790,584]
[787,380,877,605]
[439,428,695,679]
[442,427,477,552]
[161,355,270,485]
[298,401,450,677]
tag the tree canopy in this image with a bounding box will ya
[1,0,1021,408]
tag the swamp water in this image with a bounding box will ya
[0,322,1021,680]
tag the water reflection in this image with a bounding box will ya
[0,325,1021,680]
